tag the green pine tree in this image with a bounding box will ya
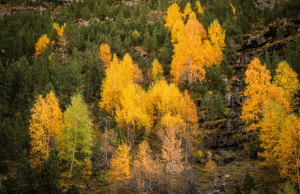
[201,91,226,121]
[15,149,37,194]
[205,64,228,96]
[38,148,62,194]
[242,168,255,194]
[234,183,242,194]
[115,125,125,147]
[264,50,275,78]
[279,181,296,194]
[271,50,280,72]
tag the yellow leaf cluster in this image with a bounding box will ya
[35,34,50,57]
[183,3,192,20]
[29,92,63,167]
[99,54,135,115]
[273,61,300,110]
[116,83,152,135]
[171,19,184,44]
[230,3,236,16]
[53,22,66,37]
[132,29,139,37]
[144,80,185,129]
[260,101,300,185]
[171,12,223,84]
[164,3,182,31]
[151,59,164,82]
[109,144,132,191]
[241,58,290,131]
[208,20,226,49]
[99,43,112,68]
[195,1,204,15]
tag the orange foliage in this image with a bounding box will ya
[171,12,223,85]
[108,144,132,192]
[164,3,182,31]
[241,58,290,131]
[29,92,63,167]
[35,34,51,57]
[99,43,112,68]
[133,63,144,84]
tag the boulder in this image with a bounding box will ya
[218,149,227,157]
[226,138,237,147]
[211,140,217,148]
[217,158,225,166]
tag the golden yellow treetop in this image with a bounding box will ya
[164,3,182,31]
[208,20,226,49]
[99,43,112,68]
[195,1,204,15]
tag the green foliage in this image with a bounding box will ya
[201,91,226,121]
[249,138,264,158]
[38,148,62,194]
[278,181,296,194]
[115,125,126,147]
[66,184,80,194]
[234,183,242,194]
[15,149,37,194]
[242,169,256,194]
[204,64,228,96]
[57,93,93,176]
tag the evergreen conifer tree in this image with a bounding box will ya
[38,148,62,194]
[242,169,255,194]
[15,149,37,194]
[234,183,242,194]
[272,49,280,72]
[264,50,275,78]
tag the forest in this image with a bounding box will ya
[1,0,300,193]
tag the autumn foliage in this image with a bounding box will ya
[35,34,51,57]
[170,12,224,85]
[99,43,112,68]
[29,92,63,167]
[241,58,290,131]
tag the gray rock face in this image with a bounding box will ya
[217,158,225,166]
[226,138,237,147]
[218,149,226,157]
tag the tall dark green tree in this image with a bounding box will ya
[205,64,228,96]
[38,148,62,194]
[242,168,255,194]
[201,91,226,121]
[15,149,37,194]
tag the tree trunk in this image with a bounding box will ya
[293,136,300,192]
[105,118,108,166]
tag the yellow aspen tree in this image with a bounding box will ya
[160,125,184,194]
[195,1,204,15]
[171,19,185,44]
[53,23,66,38]
[164,3,182,31]
[273,61,300,110]
[171,12,224,85]
[99,54,135,115]
[35,34,50,57]
[56,93,93,177]
[144,80,185,133]
[108,144,132,192]
[99,43,112,68]
[171,12,212,84]
[183,2,192,20]
[278,114,300,189]
[116,83,151,148]
[241,58,290,131]
[182,90,198,161]
[208,20,226,49]
[259,101,288,167]
[133,140,163,193]
[29,92,63,167]
[151,59,164,82]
